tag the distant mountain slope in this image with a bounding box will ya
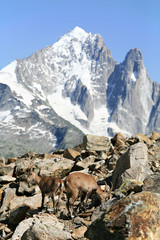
[0,26,160,158]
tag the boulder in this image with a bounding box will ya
[114,179,143,199]
[0,188,16,213]
[10,193,45,210]
[15,157,74,179]
[73,155,96,171]
[111,132,126,146]
[113,144,128,156]
[19,151,37,160]
[136,133,153,145]
[12,213,72,240]
[0,158,5,167]
[85,191,160,240]
[37,153,56,159]
[63,148,80,160]
[9,204,30,227]
[106,154,118,171]
[35,157,74,178]
[71,225,87,239]
[91,198,117,222]
[148,141,160,172]
[112,142,152,189]
[17,181,39,195]
[15,160,32,181]
[0,175,16,184]
[142,173,160,194]
[7,158,17,164]
[0,163,15,176]
[0,189,3,206]
[83,134,112,151]
[150,131,160,141]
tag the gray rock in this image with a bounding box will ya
[91,198,117,222]
[17,181,38,195]
[143,173,160,194]
[107,48,154,137]
[15,157,74,181]
[10,193,45,210]
[74,155,96,171]
[0,175,16,183]
[9,204,30,227]
[0,163,15,176]
[0,188,16,213]
[112,142,152,189]
[12,213,72,240]
[83,134,112,151]
[34,157,75,178]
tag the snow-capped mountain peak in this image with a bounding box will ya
[53,26,89,51]
[65,26,89,41]
[0,27,159,159]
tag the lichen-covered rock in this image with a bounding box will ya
[114,179,143,199]
[85,191,160,240]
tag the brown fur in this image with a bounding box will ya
[27,171,64,212]
[64,172,112,217]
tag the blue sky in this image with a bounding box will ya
[0,0,160,82]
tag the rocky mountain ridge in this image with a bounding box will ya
[0,27,160,158]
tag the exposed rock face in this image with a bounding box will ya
[112,142,152,189]
[1,27,160,159]
[85,191,160,240]
[107,48,154,136]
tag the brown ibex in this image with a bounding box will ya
[27,168,64,213]
[64,171,113,217]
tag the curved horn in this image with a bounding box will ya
[110,182,113,192]
[104,181,110,193]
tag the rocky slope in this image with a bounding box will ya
[0,131,160,239]
[0,27,160,159]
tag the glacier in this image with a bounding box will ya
[0,26,160,158]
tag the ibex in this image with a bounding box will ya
[64,171,113,217]
[27,168,64,213]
